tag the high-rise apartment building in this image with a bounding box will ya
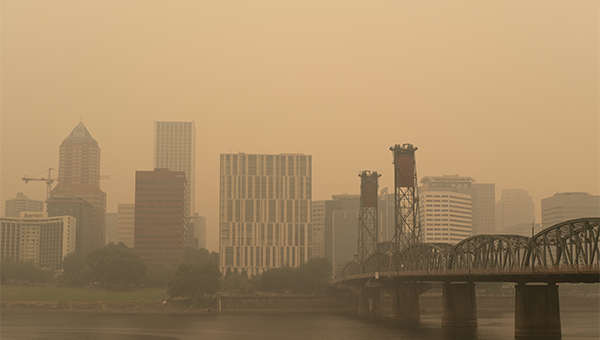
[310,201,326,259]
[541,192,600,228]
[154,121,195,217]
[219,153,312,276]
[134,169,188,265]
[420,175,495,235]
[49,122,106,252]
[1,212,76,268]
[46,196,93,254]
[419,191,472,244]
[117,203,135,248]
[495,189,535,236]
[5,193,44,218]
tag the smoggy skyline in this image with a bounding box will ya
[2,1,598,251]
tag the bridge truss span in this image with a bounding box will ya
[338,218,600,284]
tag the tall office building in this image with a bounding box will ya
[419,191,472,244]
[117,203,135,248]
[1,212,76,268]
[5,193,44,218]
[46,196,93,254]
[105,213,118,245]
[219,153,312,276]
[188,213,207,249]
[319,194,360,276]
[49,122,106,252]
[541,192,600,228]
[134,169,188,265]
[495,189,535,236]
[420,175,495,235]
[154,121,195,217]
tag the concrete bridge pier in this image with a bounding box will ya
[389,285,421,320]
[358,287,382,317]
[514,283,561,339]
[442,282,477,327]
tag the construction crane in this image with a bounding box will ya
[22,168,57,200]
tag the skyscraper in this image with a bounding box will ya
[154,121,196,216]
[495,189,535,236]
[5,193,44,218]
[219,153,312,276]
[420,175,495,235]
[541,192,600,228]
[46,196,92,254]
[49,122,106,253]
[134,169,188,265]
[117,203,135,248]
[419,191,472,244]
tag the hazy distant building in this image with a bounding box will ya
[496,189,535,236]
[105,212,118,245]
[188,213,206,249]
[46,196,93,254]
[5,193,44,218]
[117,203,135,248]
[319,194,360,276]
[420,175,495,235]
[419,191,472,244]
[134,169,188,265]
[219,153,312,276]
[154,121,196,216]
[1,212,76,268]
[310,201,326,259]
[377,189,396,243]
[49,122,106,252]
[541,192,600,228]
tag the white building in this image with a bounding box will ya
[0,212,76,268]
[219,153,312,276]
[117,203,135,248]
[541,192,600,228]
[5,193,44,218]
[495,189,535,236]
[420,175,495,235]
[154,121,196,215]
[419,191,472,244]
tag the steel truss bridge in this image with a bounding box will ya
[338,217,600,284]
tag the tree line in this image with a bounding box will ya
[2,243,334,301]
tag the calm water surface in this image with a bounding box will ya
[2,309,598,340]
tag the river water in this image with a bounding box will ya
[1,308,598,340]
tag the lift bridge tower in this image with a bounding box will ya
[390,144,421,250]
[358,171,380,262]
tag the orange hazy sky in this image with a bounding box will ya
[2,0,598,251]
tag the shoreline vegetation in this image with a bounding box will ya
[2,285,598,314]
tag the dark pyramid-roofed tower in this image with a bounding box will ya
[48,121,106,254]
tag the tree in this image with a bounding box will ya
[58,252,92,286]
[223,269,257,294]
[0,258,52,284]
[86,243,147,287]
[292,258,332,294]
[259,267,294,294]
[184,247,219,266]
[144,263,177,288]
[167,262,221,300]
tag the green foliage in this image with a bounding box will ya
[0,258,52,284]
[257,258,333,295]
[223,269,257,294]
[167,262,221,300]
[184,247,219,266]
[260,267,294,293]
[293,258,332,294]
[86,243,147,287]
[58,252,92,286]
[144,264,177,288]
